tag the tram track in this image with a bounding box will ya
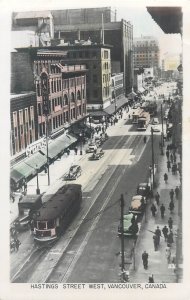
[11,130,146,283]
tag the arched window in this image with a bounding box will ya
[71,92,75,102]
[77,90,81,100]
[64,94,68,106]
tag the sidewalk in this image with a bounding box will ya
[129,140,182,283]
[10,107,131,225]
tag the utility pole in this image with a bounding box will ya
[46,115,50,186]
[120,194,125,280]
[151,127,155,188]
[160,103,165,148]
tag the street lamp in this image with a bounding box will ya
[79,132,83,155]
[36,164,40,195]
[151,127,155,189]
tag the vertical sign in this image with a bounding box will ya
[41,72,49,116]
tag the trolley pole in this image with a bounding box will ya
[120,194,125,280]
[151,127,155,188]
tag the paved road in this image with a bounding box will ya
[11,98,168,283]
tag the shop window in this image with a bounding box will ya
[77,90,81,100]
[64,94,68,106]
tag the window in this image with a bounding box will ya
[37,83,40,97]
[38,103,42,116]
[71,92,75,102]
[104,50,108,59]
[64,94,68,106]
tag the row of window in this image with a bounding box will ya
[103,73,111,83]
[103,86,111,98]
[12,107,34,128]
[11,129,35,156]
[67,50,98,59]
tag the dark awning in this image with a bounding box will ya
[104,97,129,115]
[10,161,35,183]
[40,134,77,159]
[24,152,47,169]
[89,110,109,117]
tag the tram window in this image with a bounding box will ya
[47,220,55,228]
[38,221,47,230]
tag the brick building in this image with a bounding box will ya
[133,36,160,72]
[10,92,38,159]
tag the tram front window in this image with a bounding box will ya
[38,221,47,230]
[47,220,55,229]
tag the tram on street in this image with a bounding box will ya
[131,107,144,124]
[32,184,82,242]
[137,112,150,131]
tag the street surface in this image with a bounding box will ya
[10,84,176,283]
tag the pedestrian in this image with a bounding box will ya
[175,186,180,199]
[167,231,174,247]
[160,204,166,219]
[164,173,168,183]
[15,239,21,252]
[166,150,169,159]
[151,203,157,217]
[170,153,173,163]
[169,189,174,201]
[153,234,159,251]
[173,153,177,163]
[143,136,147,143]
[169,200,175,213]
[74,147,78,155]
[168,217,173,230]
[155,226,162,245]
[148,275,154,283]
[128,114,131,120]
[155,192,160,206]
[167,160,171,172]
[142,251,149,269]
[162,225,169,241]
[165,246,171,263]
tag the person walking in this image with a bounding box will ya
[142,251,149,269]
[175,186,180,199]
[160,203,166,219]
[165,246,171,263]
[169,189,174,201]
[167,160,171,172]
[162,225,169,241]
[164,173,168,183]
[170,153,174,164]
[151,203,157,217]
[148,275,154,283]
[167,231,174,247]
[153,234,159,251]
[166,150,169,160]
[15,239,21,252]
[155,192,160,206]
[169,199,175,213]
[155,226,162,245]
[168,217,173,230]
[143,136,147,144]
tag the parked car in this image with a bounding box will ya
[89,148,104,160]
[129,195,146,215]
[86,143,97,153]
[137,183,150,199]
[152,117,159,125]
[152,125,160,132]
[118,213,139,237]
[64,165,82,180]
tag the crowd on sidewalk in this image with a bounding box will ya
[129,131,182,283]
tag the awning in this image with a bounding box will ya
[24,152,47,169]
[40,134,77,159]
[104,97,129,115]
[10,161,35,183]
[89,110,109,117]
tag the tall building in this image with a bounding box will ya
[51,7,133,94]
[12,8,133,94]
[133,36,160,72]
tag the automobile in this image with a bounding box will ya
[129,195,146,215]
[137,183,151,199]
[118,213,139,237]
[64,165,82,180]
[152,117,159,125]
[86,143,97,153]
[152,125,160,132]
[12,194,43,231]
[89,148,104,160]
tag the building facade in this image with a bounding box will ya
[111,73,124,100]
[133,36,160,72]
[10,92,38,158]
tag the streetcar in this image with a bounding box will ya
[32,184,82,242]
[131,107,144,124]
[137,112,150,131]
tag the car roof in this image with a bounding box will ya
[138,183,148,187]
[132,195,143,200]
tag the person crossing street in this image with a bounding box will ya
[160,203,166,219]
[155,226,162,245]
[162,225,169,241]
[142,251,149,269]
[151,203,157,217]
[155,192,160,206]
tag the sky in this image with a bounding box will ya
[116,6,182,59]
